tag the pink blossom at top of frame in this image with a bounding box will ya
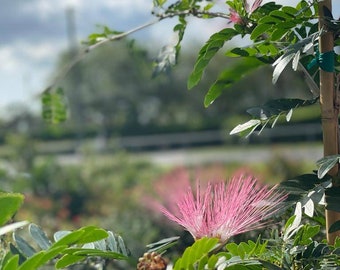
[245,0,263,14]
[228,8,243,24]
[160,175,286,243]
[228,0,263,24]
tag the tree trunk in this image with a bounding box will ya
[318,0,340,244]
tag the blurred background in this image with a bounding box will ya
[0,0,333,267]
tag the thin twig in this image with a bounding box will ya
[43,9,230,94]
[44,18,162,93]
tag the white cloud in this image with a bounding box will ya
[0,47,21,72]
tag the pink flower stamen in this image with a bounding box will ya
[160,175,286,243]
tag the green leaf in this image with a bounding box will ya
[251,23,272,40]
[272,33,319,84]
[204,57,263,107]
[17,246,67,270]
[259,260,283,270]
[272,53,295,84]
[329,220,340,233]
[76,226,109,244]
[52,226,108,248]
[229,119,261,137]
[55,254,84,269]
[52,230,84,248]
[226,242,239,256]
[0,192,24,226]
[3,254,19,270]
[231,98,318,137]
[188,28,238,89]
[325,187,340,212]
[300,225,320,244]
[41,87,68,124]
[17,251,45,270]
[62,248,128,260]
[29,224,52,250]
[14,234,36,258]
[174,238,219,270]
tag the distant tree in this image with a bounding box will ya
[51,39,309,140]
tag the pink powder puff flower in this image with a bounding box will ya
[245,0,263,14]
[228,8,244,25]
[160,175,286,243]
[228,0,263,25]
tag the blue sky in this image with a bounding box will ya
[1,0,339,115]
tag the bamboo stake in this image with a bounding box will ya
[318,0,340,244]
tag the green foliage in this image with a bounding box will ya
[85,25,123,46]
[230,98,318,137]
[280,173,332,217]
[10,0,340,269]
[173,237,219,270]
[204,57,264,107]
[1,224,130,270]
[41,88,68,124]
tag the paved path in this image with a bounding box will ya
[55,143,323,166]
[135,143,324,165]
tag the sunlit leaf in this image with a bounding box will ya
[0,192,24,226]
[229,119,261,137]
[2,254,19,270]
[174,238,219,270]
[316,155,340,179]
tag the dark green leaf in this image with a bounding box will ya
[325,187,340,212]
[204,57,263,107]
[9,243,27,265]
[251,23,272,40]
[188,28,238,89]
[259,260,284,270]
[329,220,340,233]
